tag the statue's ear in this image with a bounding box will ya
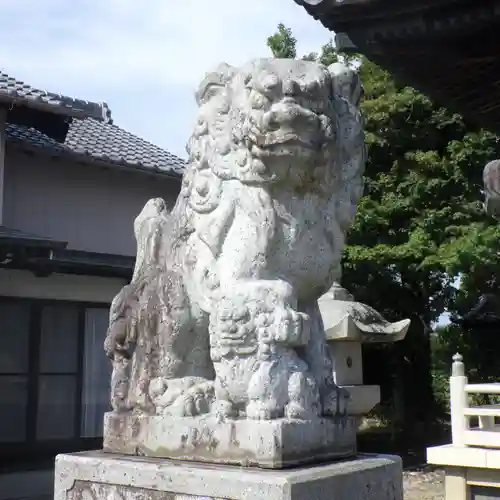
[484,160,500,219]
[195,62,237,105]
[328,62,363,107]
[484,160,500,197]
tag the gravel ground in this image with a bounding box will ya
[403,467,445,500]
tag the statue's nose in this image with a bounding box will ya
[282,78,302,98]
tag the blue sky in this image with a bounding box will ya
[0,0,332,159]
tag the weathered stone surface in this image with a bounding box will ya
[102,58,367,466]
[55,451,403,500]
[103,412,357,468]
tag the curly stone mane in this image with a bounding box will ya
[177,59,365,243]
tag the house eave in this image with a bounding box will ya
[7,140,184,182]
[43,248,134,280]
[0,226,68,251]
[0,247,134,280]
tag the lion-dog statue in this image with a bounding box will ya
[104,58,366,423]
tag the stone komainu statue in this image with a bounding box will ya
[104,58,366,421]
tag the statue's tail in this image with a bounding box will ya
[328,63,367,232]
[131,198,170,284]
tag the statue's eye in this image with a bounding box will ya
[199,84,221,104]
[261,74,279,90]
[253,74,280,99]
[304,81,320,98]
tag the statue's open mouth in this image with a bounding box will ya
[257,131,317,150]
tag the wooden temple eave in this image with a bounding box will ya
[296,0,500,37]
[295,0,500,133]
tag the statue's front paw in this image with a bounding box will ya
[285,401,318,420]
[286,371,321,420]
[246,400,282,420]
[155,379,215,417]
[212,400,238,421]
[190,382,215,415]
[172,384,215,417]
[164,391,212,417]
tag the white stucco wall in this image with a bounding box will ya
[2,148,181,256]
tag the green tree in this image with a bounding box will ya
[266,25,500,432]
[266,23,297,59]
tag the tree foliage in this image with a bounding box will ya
[266,23,297,59]
[267,24,500,429]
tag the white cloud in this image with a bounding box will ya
[0,0,334,157]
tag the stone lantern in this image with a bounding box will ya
[318,283,410,422]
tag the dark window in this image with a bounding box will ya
[0,301,30,443]
[0,302,30,374]
[0,297,111,460]
[0,376,28,442]
[470,485,500,499]
[39,305,79,373]
[81,308,112,438]
[36,305,79,441]
[36,375,77,440]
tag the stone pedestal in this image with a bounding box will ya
[103,412,357,468]
[54,450,403,500]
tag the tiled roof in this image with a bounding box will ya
[0,70,185,177]
[0,71,111,122]
[6,118,185,177]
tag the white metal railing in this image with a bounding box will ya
[450,353,500,448]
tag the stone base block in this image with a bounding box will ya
[103,412,357,468]
[55,450,403,500]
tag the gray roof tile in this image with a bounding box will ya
[0,71,111,122]
[6,118,185,177]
